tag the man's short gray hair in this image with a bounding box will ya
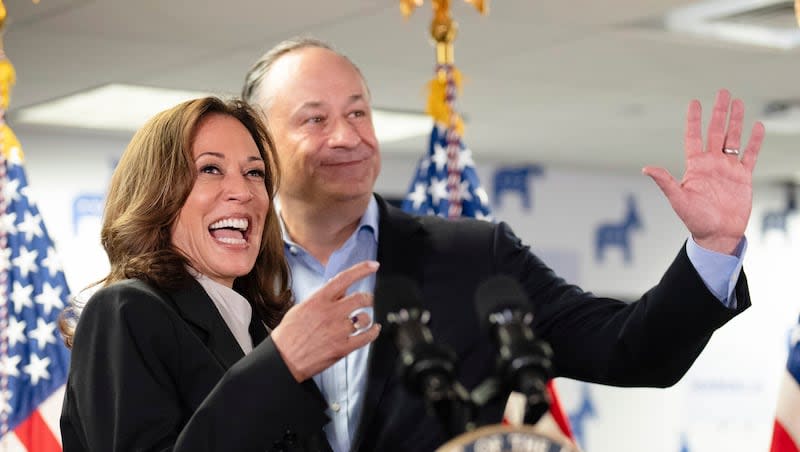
[241,37,368,109]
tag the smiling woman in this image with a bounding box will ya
[62,98,290,333]
[170,112,271,288]
[56,97,381,452]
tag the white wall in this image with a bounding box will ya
[16,128,797,452]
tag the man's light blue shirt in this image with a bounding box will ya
[277,198,379,452]
[686,235,747,308]
[277,196,745,452]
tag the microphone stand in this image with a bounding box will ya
[388,307,555,436]
[490,308,554,425]
[388,307,475,437]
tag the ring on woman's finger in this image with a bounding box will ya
[722,147,740,155]
[350,315,360,332]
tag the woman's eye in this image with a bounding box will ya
[306,115,325,124]
[199,165,221,174]
[247,169,266,179]
[350,110,366,118]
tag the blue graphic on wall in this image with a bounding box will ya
[762,182,796,237]
[762,210,790,236]
[492,164,544,211]
[71,157,118,235]
[567,383,597,449]
[679,432,691,452]
[72,193,104,234]
[595,194,642,264]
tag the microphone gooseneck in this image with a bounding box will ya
[380,273,555,437]
[474,275,554,424]
[379,275,472,436]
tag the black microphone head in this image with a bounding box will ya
[474,274,531,333]
[376,275,457,400]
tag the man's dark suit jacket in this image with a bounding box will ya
[353,195,749,450]
[61,194,750,451]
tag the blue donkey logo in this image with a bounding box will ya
[762,207,794,236]
[568,383,597,449]
[595,195,642,264]
[493,164,544,211]
[762,183,796,237]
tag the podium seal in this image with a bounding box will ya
[436,424,579,452]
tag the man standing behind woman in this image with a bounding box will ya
[59,97,377,451]
[239,37,764,452]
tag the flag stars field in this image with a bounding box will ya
[28,318,57,350]
[1,177,20,203]
[0,354,21,378]
[431,143,448,171]
[22,355,51,386]
[0,389,13,416]
[12,247,38,279]
[16,212,43,242]
[40,248,63,278]
[458,180,473,201]
[402,125,492,220]
[34,282,64,315]
[0,158,72,446]
[5,317,28,347]
[10,281,33,314]
[0,247,10,273]
[407,183,427,210]
[0,212,17,234]
[428,177,449,206]
[456,148,474,171]
[5,318,27,347]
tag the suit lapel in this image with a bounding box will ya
[248,314,268,347]
[166,279,245,370]
[352,195,426,450]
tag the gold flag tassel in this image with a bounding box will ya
[796,0,800,27]
[426,0,466,136]
[0,0,22,161]
[426,67,464,136]
[402,0,487,218]
[403,0,487,136]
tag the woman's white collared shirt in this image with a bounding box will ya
[193,272,253,354]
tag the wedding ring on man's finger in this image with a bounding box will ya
[349,308,374,336]
[722,147,740,156]
[350,315,360,332]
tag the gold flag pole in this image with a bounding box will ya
[400,0,487,217]
[401,0,487,66]
[400,0,487,136]
[796,0,799,27]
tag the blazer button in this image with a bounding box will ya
[284,430,297,445]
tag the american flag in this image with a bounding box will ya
[0,142,70,451]
[401,119,577,448]
[402,123,492,220]
[771,316,800,452]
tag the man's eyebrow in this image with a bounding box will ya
[346,94,366,104]
[297,101,324,110]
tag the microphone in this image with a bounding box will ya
[377,275,472,436]
[475,275,554,425]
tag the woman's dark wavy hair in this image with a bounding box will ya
[59,97,292,347]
